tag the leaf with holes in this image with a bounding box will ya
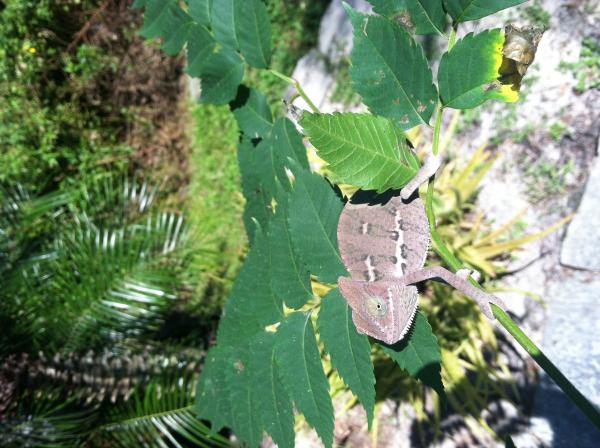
[275,312,334,448]
[346,6,438,129]
[438,29,519,109]
[319,288,376,427]
[443,0,528,23]
[301,112,420,192]
[368,0,447,36]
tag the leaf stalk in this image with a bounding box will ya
[268,69,320,113]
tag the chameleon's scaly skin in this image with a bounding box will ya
[337,158,505,344]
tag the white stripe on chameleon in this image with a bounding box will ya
[394,210,407,277]
[365,255,376,282]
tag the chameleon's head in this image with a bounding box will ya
[337,277,419,345]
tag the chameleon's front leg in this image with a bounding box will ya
[398,266,506,319]
[400,153,441,200]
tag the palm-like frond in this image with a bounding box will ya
[91,362,231,448]
[49,212,189,352]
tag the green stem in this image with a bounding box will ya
[268,69,320,113]
[425,28,600,430]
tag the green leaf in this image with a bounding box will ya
[226,348,263,447]
[368,0,447,35]
[301,112,420,192]
[211,0,272,68]
[346,6,438,129]
[199,49,245,105]
[188,0,213,27]
[379,312,445,399]
[438,29,519,109]
[249,332,295,448]
[187,25,244,105]
[134,0,194,55]
[237,118,309,239]
[233,88,273,138]
[287,166,347,284]
[272,118,310,170]
[238,139,272,240]
[236,0,272,69]
[217,225,283,345]
[318,289,376,428]
[275,312,334,448]
[211,0,239,49]
[443,0,528,23]
[195,346,234,433]
[269,184,313,309]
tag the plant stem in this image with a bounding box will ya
[268,69,320,113]
[425,32,600,431]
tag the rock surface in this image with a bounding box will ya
[561,156,600,271]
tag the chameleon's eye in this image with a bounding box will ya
[365,296,388,318]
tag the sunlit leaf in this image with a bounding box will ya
[438,29,519,109]
[301,112,420,192]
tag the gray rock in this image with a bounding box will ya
[318,0,371,64]
[561,156,600,271]
[530,270,600,446]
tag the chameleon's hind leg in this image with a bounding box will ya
[399,266,505,320]
[400,153,441,200]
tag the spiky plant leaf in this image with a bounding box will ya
[52,213,187,352]
[132,0,194,55]
[346,6,438,129]
[287,165,347,284]
[368,0,447,35]
[443,0,528,23]
[233,88,273,138]
[97,360,230,448]
[318,289,376,427]
[275,312,334,448]
[379,312,445,399]
[438,29,519,109]
[249,331,295,448]
[301,112,420,192]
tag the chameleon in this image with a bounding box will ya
[337,154,506,345]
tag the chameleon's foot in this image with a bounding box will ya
[481,293,507,320]
[457,268,481,282]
